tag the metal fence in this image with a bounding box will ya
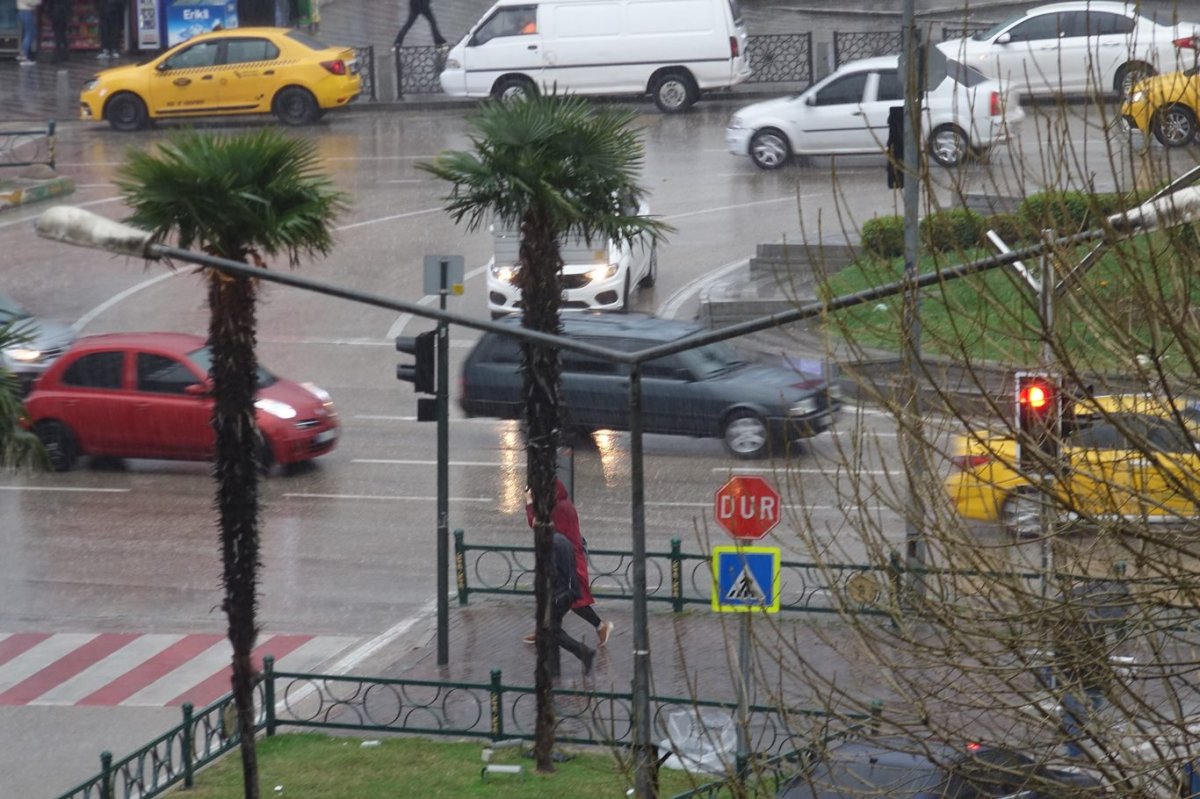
[832,31,903,68]
[54,659,875,799]
[0,120,55,170]
[355,45,377,102]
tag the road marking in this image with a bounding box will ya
[282,492,496,502]
[335,205,444,233]
[386,261,490,340]
[0,486,131,493]
[659,194,807,222]
[73,270,179,331]
[353,458,519,467]
[657,256,748,320]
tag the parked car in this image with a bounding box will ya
[938,1,1200,97]
[1120,64,1200,147]
[945,393,1200,538]
[725,55,1022,169]
[79,28,362,131]
[459,313,840,459]
[486,198,657,317]
[777,737,1103,798]
[0,293,76,394]
[23,332,339,472]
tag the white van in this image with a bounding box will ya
[438,0,752,113]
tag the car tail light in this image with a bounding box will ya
[989,90,1002,116]
[950,453,992,471]
[1173,35,1199,50]
[966,742,983,752]
[729,36,739,58]
[321,59,348,75]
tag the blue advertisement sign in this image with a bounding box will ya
[165,0,238,47]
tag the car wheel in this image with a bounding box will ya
[1115,62,1154,97]
[106,93,148,132]
[722,410,770,459]
[638,243,658,289]
[35,421,78,472]
[1151,104,1197,148]
[652,71,696,114]
[492,75,536,102]
[928,125,968,167]
[749,129,791,170]
[273,86,319,126]
[1000,487,1050,540]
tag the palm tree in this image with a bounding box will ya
[420,93,669,771]
[0,325,49,469]
[115,129,346,799]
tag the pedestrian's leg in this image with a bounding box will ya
[422,7,446,46]
[552,600,594,675]
[19,10,35,60]
[573,605,601,629]
[393,6,419,47]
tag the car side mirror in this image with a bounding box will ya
[995,32,1011,45]
[184,382,211,397]
[156,61,169,72]
[804,95,816,106]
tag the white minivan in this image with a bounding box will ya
[438,0,752,113]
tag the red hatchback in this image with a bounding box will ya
[24,332,339,472]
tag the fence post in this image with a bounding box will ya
[100,751,113,799]
[455,528,468,606]
[489,668,504,741]
[887,551,903,626]
[670,537,684,613]
[47,119,57,169]
[181,703,195,787]
[263,656,277,736]
[365,45,377,101]
[393,45,403,100]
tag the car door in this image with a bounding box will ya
[858,68,902,151]
[559,341,628,431]
[51,350,132,456]
[148,38,223,117]
[134,351,214,459]
[989,11,1070,94]
[218,35,283,113]
[789,70,874,153]
[461,4,542,95]
[1062,417,1141,522]
[1070,9,1137,93]
[1131,416,1200,519]
[639,349,708,435]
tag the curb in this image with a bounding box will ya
[0,175,76,213]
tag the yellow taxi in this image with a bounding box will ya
[1120,61,1199,148]
[80,28,361,131]
[945,394,1200,538]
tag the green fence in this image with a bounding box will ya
[54,660,876,799]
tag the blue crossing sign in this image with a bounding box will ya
[711,545,781,613]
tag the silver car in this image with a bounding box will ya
[0,294,76,392]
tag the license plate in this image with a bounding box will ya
[314,429,338,445]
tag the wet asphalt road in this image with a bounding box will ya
[0,97,1179,794]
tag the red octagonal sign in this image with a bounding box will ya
[714,475,781,540]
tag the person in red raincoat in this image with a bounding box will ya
[525,478,614,646]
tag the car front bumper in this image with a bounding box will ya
[487,270,629,315]
[725,126,752,157]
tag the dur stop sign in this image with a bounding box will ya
[714,475,781,540]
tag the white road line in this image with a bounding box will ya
[122,639,230,706]
[282,492,496,502]
[35,634,183,706]
[334,205,444,233]
[0,634,98,692]
[0,486,131,493]
[657,256,749,320]
[659,194,805,222]
[385,261,490,340]
[73,270,179,332]
[353,459,518,467]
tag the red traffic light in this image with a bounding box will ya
[1020,382,1050,410]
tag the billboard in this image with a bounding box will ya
[165,0,236,47]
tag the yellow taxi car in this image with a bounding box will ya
[1120,61,1199,148]
[945,394,1200,538]
[80,28,361,131]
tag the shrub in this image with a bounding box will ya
[980,212,1029,247]
[861,215,905,259]
[919,208,984,252]
[1019,191,1093,234]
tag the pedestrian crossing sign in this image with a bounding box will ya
[711,545,780,613]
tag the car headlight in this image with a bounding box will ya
[1129,89,1146,104]
[586,263,619,283]
[789,397,818,416]
[728,115,744,129]
[255,398,297,420]
[491,263,520,283]
[444,58,460,70]
[83,78,99,92]
[3,347,42,363]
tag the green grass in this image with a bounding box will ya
[171,734,709,799]
[820,231,1200,371]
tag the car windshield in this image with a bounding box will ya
[973,13,1024,40]
[790,761,945,798]
[0,294,31,324]
[684,340,749,379]
[947,58,988,87]
[186,347,279,388]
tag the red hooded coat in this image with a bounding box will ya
[526,478,594,608]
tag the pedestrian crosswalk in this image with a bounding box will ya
[0,631,357,708]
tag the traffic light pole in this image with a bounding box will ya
[1038,234,1055,590]
[437,258,451,666]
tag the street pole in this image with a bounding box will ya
[735,612,751,777]
[437,257,450,666]
[629,364,656,799]
[900,0,927,587]
[1038,234,1055,595]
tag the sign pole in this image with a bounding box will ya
[436,257,450,666]
[736,610,750,777]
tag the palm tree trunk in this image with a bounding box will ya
[519,213,564,773]
[208,268,263,799]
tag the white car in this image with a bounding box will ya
[938,1,1200,97]
[725,55,1022,169]
[486,200,657,317]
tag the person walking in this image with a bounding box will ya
[548,528,595,677]
[46,0,71,63]
[393,0,446,49]
[97,0,123,59]
[16,0,42,65]
[524,479,615,647]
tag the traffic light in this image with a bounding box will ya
[397,330,437,422]
[1015,372,1060,471]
